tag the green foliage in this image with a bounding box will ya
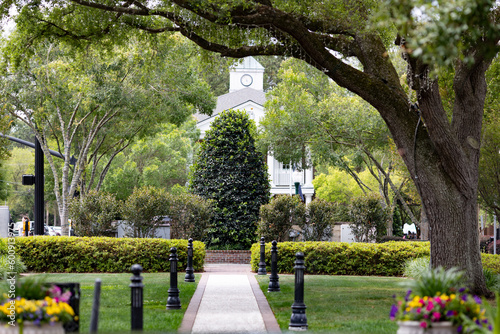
[392,205,405,237]
[11,237,205,273]
[404,266,464,297]
[0,255,27,279]
[121,186,169,238]
[312,167,378,204]
[68,191,121,237]
[168,193,214,240]
[482,268,500,292]
[102,121,200,200]
[348,193,390,242]
[189,109,270,249]
[257,195,305,242]
[381,0,500,69]
[2,276,49,300]
[403,256,430,279]
[301,198,335,241]
[481,254,500,274]
[2,147,35,220]
[479,112,500,216]
[250,241,431,276]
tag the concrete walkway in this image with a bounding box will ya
[179,264,281,333]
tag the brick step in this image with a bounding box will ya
[205,250,251,264]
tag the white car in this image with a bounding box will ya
[52,226,62,236]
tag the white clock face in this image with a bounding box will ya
[240,74,253,87]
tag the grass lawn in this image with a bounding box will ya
[256,274,408,333]
[32,272,200,333]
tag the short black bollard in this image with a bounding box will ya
[130,264,144,331]
[268,240,280,292]
[90,278,101,333]
[166,247,182,310]
[289,252,308,331]
[258,236,267,275]
[185,238,195,282]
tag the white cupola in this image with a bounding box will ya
[229,57,265,92]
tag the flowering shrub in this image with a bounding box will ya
[0,285,76,326]
[390,289,491,332]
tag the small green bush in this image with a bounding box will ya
[121,186,170,238]
[250,241,430,276]
[11,236,205,273]
[404,256,430,279]
[348,193,389,242]
[69,190,121,237]
[169,193,214,240]
[301,198,335,241]
[257,195,305,242]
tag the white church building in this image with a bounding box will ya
[195,57,315,203]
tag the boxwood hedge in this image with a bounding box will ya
[5,237,205,273]
[250,241,500,276]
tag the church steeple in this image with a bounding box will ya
[229,57,265,92]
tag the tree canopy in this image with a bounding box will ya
[0,30,215,234]
[2,0,500,294]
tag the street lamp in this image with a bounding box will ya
[293,170,302,195]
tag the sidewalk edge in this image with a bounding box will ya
[248,274,282,333]
[178,273,209,333]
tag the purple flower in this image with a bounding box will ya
[458,287,466,293]
[390,304,398,320]
[473,296,482,304]
[461,294,468,302]
[446,310,457,317]
[489,324,493,331]
[405,290,412,301]
[457,325,463,332]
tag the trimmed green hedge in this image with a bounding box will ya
[251,241,500,276]
[251,241,430,276]
[5,237,205,273]
[481,254,500,273]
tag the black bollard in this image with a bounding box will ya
[268,240,280,292]
[166,247,182,310]
[130,264,144,331]
[185,238,195,282]
[289,252,308,331]
[90,279,101,333]
[258,237,267,275]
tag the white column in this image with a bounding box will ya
[305,194,313,204]
[267,153,275,187]
[305,166,313,186]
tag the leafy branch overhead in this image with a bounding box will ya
[3,0,500,294]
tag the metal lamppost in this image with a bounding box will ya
[293,170,302,195]
[268,240,280,292]
[289,252,307,331]
[166,247,181,310]
[258,237,267,275]
[185,238,195,282]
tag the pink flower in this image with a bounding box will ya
[432,312,441,321]
[426,300,434,311]
[420,321,428,328]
